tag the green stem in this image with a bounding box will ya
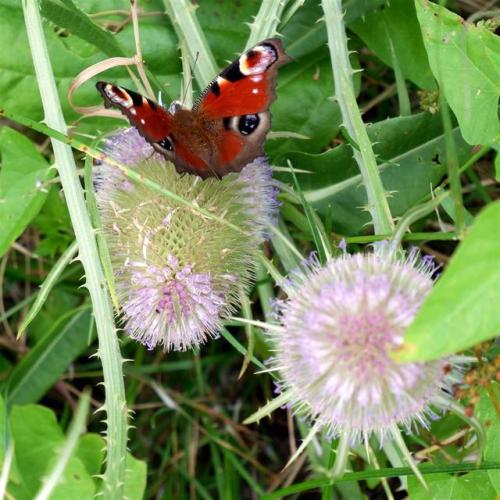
[389,424,426,489]
[391,189,450,248]
[321,0,394,235]
[245,0,289,49]
[344,231,457,244]
[331,433,350,479]
[263,461,500,499]
[21,2,127,497]
[436,395,486,466]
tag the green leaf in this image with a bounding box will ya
[284,112,471,234]
[0,0,181,127]
[396,201,500,362]
[32,188,73,257]
[75,432,147,498]
[415,0,500,145]
[76,434,105,479]
[40,0,125,57]
[8,404,96,499]
[475,386,500,494]
[0,127,52,257]
[267,51,342,159]
[282,0,386,60]
[27,287,81,344]
[124,453,147,500]
[408,471,496,499]
[7,307,94,405]
[350,0,435,89]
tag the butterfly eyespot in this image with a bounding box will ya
[238,114,260,135]
[158,136,174,151]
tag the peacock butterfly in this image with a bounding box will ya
[96,38,290,178]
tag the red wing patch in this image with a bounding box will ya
[96,82,173,142]
[194,38,290,120]
[198,76,269,119]
[173,141,209,174]
[217,129,244,166]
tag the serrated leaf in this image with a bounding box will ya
[283,112,471,234]
[0,127,52,257]
[396,201,500,362]
[415,0,500,144]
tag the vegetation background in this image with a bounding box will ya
[0,0,498,498]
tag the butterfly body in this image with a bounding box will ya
[97,38,290,178]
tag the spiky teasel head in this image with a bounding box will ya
[268,247,465,463]
[95,128,278,351]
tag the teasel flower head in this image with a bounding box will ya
[95,128,278,351]
[267,246,466,476]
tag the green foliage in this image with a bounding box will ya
[7,308,94,405]
[397,202,500,362]
[40,0,125,57]
[0,0,180,123]
[415,0,500,145]
[476,386,500,494]
[0,397,147,499]
[408,471,497,499]
[1,0,499,498]
[0,127,52,257]
[351,0,435,89]
[285,112,470,234]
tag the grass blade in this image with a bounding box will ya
[17,240,78,338]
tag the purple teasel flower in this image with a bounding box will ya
[260,246,468,482]
[94,128,279,351]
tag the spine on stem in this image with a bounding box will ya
[22,1,128,497]
[321,0,394,235]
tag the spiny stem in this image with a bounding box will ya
[21,1,127,497]
[321,0,394,235]
[245,0,289,49]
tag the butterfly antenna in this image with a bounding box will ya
[180,49,199,108]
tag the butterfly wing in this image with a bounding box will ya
[194,38,290,118]
[192,38,290,176]
[96,38,290,178]
[96,82,176,158]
